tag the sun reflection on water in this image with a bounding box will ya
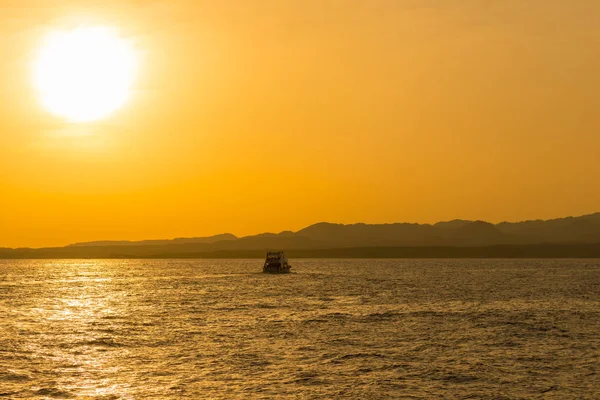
[27,261,131,398]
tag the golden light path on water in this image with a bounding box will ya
[26,262,129,398]
[1,259,599,398]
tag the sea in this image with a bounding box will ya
[0,259,598,399]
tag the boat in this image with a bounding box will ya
[263,251,291,274]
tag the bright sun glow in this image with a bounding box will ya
[34,26,137,123]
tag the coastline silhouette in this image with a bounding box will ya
[3,212,600,259]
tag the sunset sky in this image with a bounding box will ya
[1,1,599,248]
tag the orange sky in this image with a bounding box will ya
[1,0,600,248]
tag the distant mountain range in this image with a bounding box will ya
[67,233,238,247]
[2,212,600,259]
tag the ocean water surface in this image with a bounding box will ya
[0,259,599,399]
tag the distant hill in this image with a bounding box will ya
[290,213,600,247]
[2,212,600,259]
[67,233,237,247]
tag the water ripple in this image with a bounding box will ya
[0,259,599,398]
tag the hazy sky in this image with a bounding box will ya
[1,0,599,247]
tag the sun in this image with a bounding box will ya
[34,26,137,123]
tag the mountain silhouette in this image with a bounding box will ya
[67,233,237,247]
[2,212,600,258]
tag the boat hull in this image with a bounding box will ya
[263,264,291,274]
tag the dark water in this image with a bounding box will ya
[0,259,599,399]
